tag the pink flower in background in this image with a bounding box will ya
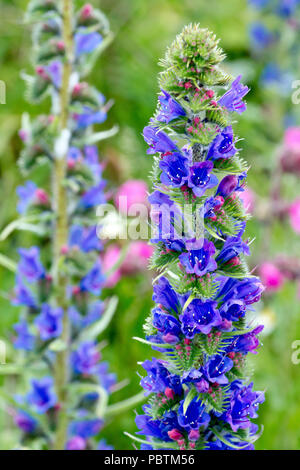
[289,199,300,234]
[239,187,255,214]
[121,241,154,274]
[115,180,148,214]
[259,262,284,292]
[284,127,300,152]
[102,244,122,288]
[281,127,300,175]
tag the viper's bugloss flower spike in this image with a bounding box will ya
[135,24,265,451]
[9,0,119,450]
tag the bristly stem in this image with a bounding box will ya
[53,0,73,450]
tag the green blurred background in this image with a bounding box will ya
[0,0,300,450]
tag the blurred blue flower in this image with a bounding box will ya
[75,30,103,56]
[13,320,35,351]
[16,181,37,214]
[27,377,57,414]
[35,304,63,341]
[18,247,45,283]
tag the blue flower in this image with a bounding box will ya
[12,276,37,308]
[219,299,246,322]
[153,276,186,314]
[98,439,114,450]
[27,377,57,414]
[69,418,103,438]
[207,126,237,160]
[152,307,182,343]
[149,190,185,249]
[143,126,178,155]
[16,181,37,214]
[218,77,249,115]
[187,161,218,197]
[84,145,103,183]
[179,238,217,277]
[75,30,103,56]
[136,410,180,441]
[140,358,182,397]
[277,0,299,17]
[222,381,264,432]
[80,262,105,294]
[46,60,62,88]
[260,63,293,93]
[71,341,101,375]
[80,182,106,208]
[66,436,86,450]
[69,225,102,252]
[180,300,222,337]
[181,370,209,393]
[159,153,189,187]
[202,354,233,385]
[249,22,274,50]
[13,320,35,351]
[216,175,239,198]
[204,196,224,219]
[217,276,264,305]
[178,398,210,431]
[35,304,63,341]
[216,236,250,264]
[18,247,45,283]
[228,325,264,354]
[14,410,37,434]
[217,173,247,198]
[157,90,186,123]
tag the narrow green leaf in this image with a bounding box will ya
[78,296,118,342]
[48,339,67,352]
[0,254,17,273]
[183,387,197,414]
[133,336,172,349]
[105,392,145,417]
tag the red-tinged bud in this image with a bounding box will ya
[67,159,76,170]
[215,195,224,206]
[36,66,49,80]
[72,286,81,296]
[184,338,191,345]
[19,129,28,142]
[72,83,83,96]
[206,89,214,98]
[228,352,235,359]
[56,41,65,51]
[168,429,183,441]
[225,256,241,267]
[81,3,93,19]
[165,387,175,400]
[60,245,69,255]
[35,188,49,205]
[188,429,200,441]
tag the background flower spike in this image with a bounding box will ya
[6,1,120,451]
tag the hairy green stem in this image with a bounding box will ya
[53,0,73,450]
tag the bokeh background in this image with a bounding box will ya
[0,0,300,450]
